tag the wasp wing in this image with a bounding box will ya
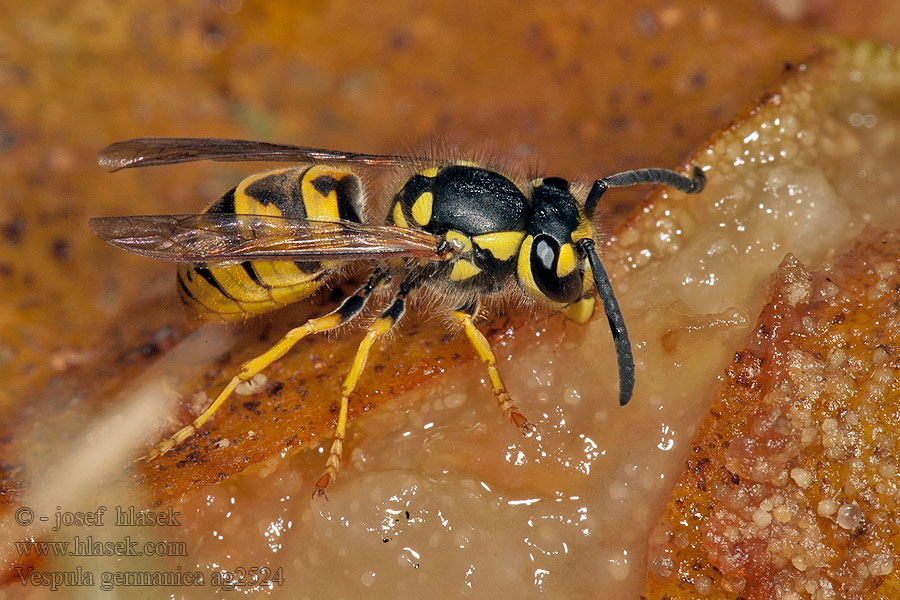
[98,138,430,172]
[89,214,450,264]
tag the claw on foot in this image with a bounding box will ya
[312,437,343,499]
[313,472,332,499]
[498,392,533,433]
[507,408,534,434]
[145,423,194,461]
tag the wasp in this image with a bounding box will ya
[90,137,705,496]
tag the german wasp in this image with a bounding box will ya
[90,137,705,496]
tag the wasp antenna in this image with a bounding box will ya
[584,165,706,217]
[601,166,705,193]
[578,239,634,406]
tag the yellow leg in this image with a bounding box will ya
[451,310,532,433]
[148,273,385,460]
[314,284,411,497]
[313,315,397,496]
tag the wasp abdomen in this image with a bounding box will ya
[178,166,363,319]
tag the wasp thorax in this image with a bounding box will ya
[517,178,586,305]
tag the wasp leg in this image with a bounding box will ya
[313,277,415,497]
[450,308,533,434]
[147,270,389,460]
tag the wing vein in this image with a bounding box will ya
[89,214,451,264]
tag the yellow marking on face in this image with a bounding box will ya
[301,165,343,222]
[411,191,434,226]
[392,202,409,228]
[563,296,596,324]
[419,166,440,178]
[454,160,480,168]
[516,235,542,300]
[472,231,524,261]
[450,259,482,281]
[445,230,473,253]
[571,218,594,243]
[556,243,577,277]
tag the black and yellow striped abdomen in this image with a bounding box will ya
[179,166,363,319]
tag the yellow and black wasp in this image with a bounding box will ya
[90,137,705,496]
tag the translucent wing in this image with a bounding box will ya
[98,138,430,172]
[89,214,453,264]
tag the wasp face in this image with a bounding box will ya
[517,177,586,305]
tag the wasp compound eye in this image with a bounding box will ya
[530,233,582,304]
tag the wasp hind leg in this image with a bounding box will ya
[147,270,389,461]
[314,276,416,497]
[450,304,533,434]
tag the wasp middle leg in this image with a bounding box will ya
[313,273,418,497]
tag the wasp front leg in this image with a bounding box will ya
[147,270,388,461]
[450,305,533,434]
